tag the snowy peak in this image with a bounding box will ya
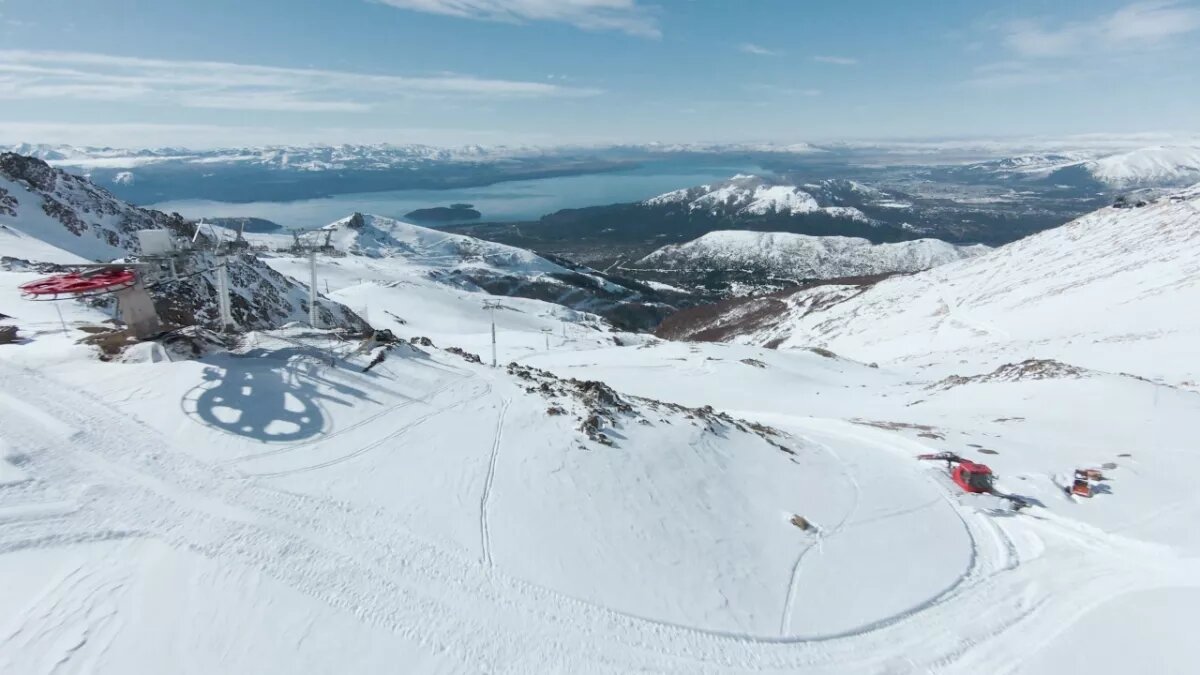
[0,152,191,261]
[634,230,989,281]
[645,175,867,219]
[1084,146,1200,188]
[966,145,1200,188]
[294,213,680,331]
[319,212,560,276]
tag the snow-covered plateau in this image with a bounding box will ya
[2,154,1199,674]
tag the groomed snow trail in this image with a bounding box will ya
[5,355,1197,673]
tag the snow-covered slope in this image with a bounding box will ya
[664,184,1200,386]
[1085,146,1200,188]
[0,153,365,332]
[0,152,192,260]
[966,146,1200,189]
[632,230,988,281]
[240,212,679,331]
[646,174,872,220]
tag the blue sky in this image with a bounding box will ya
[0,0,1197,147]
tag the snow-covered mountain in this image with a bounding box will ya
[235,212,682,331]
[964,145,1200,189]
[1085,146,1200,188]
[0,153,365,331]
[646,174,873,221]
[630,231,988,285]
[657,183,1200,386]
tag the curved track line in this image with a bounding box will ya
[779,435,863,636]
[479,397,511,566]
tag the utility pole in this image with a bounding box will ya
[482,300,502,367]
[542,328,552,351]
[309,249,319,329]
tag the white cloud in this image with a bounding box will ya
[0,50,601,112]
[1002,1,1200,58]
[812,55,858,65]
[739,43,781,56]
[0,122,564,149]
[373,0,660,37]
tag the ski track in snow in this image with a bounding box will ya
[3,358,1199,673]
[479,397,511,567]
[779,435,863,637]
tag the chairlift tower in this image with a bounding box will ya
[149,226,236,333]
[286,227,337,330]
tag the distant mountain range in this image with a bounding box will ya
[5,140,1197,206]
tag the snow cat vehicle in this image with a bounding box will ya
[917,452,1031,510]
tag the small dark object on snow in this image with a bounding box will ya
[409,336,434,347]
[546,405,566,416]
[446,347,482,364]
[0,325,18,344]
[790,515,812,531]
[372,329,397,344]
[362,350,387,373]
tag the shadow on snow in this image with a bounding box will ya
[182,347,380,443]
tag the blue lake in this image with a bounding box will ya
[148,161,765,230]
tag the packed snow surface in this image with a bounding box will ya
[2,178,1200,673]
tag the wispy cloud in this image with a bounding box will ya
[969,2,1200,88]
[739,43,781,56]
[0,50,601,112]
[812,55,858,65]
[963,60,1080,88]
[1001,1,1200,58]
[372,0,660,38]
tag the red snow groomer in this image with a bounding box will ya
[917,452,1029,509]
